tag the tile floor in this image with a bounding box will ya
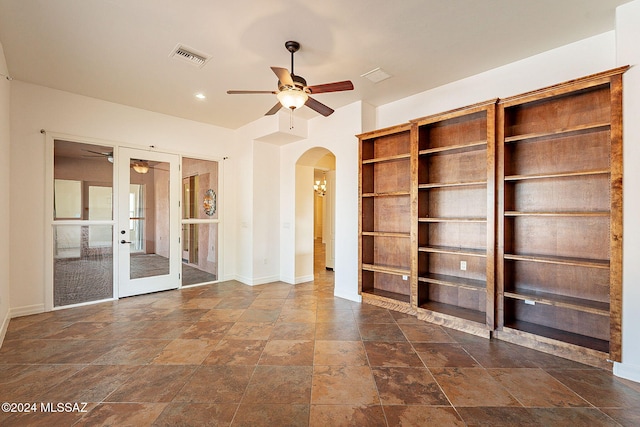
[2,259,640,425]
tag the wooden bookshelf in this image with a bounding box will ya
[496,66,628,366]
[358,123,414,313]
[410,100,497,337]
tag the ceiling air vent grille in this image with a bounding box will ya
[170,44,211,68]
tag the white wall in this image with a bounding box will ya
[280,102,362,301]
[616,0,640,383]
[9,81,236,314]
[0,42,11,343]
[295,164,314,283]
[377,32,616,129]
[252,141,280,284]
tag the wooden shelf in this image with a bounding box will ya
[504,122,610,144]
[505,169,609,182]
[362,288,411,304]
[419,217,486,223]
[361,263,410,276]
[504,289,609,316]
[362,191,411,197]
[361,231,411,238]
[419,245,486,257]
[504,253,609,269]
[362,153,411,164]
[419,273,486,291]
[504,211,609,217]
[503,320,609,353]
[418,180,487,189]
[419,301,486,325]
[419,140,486,155]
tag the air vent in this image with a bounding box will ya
[361,67,392,83]
[170,44,211,68]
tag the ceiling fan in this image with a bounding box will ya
[227,41,354,117]
[83,149,114,163]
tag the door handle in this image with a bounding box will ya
[120,240,132,244]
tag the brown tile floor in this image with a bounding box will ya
[2,256,640,425]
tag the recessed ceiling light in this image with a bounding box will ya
[195,93,206,100]
[361,67,392,83]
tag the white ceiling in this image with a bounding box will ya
[0,0,631,130]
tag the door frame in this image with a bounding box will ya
[44,133,225,311]
[117,147,181,298]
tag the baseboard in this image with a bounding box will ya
[251,275,281,286]
[0,308,10,349]
[294,275,314,285]
[614,362,640,384]
[333,289,362,303]
[10,303,45,318]
[233,274,280,286]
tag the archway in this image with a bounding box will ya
[295,147,336,282]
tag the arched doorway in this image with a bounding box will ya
[295,147,336,282]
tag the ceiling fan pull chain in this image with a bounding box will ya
[290,108,294,129]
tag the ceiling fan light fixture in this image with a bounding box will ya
[277,88,308,110]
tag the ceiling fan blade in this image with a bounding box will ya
[265,102,282,116]
[307,80,354,94]
[271,66,294,86]
[305,96,334,117]
[227,90,276,95]
[83,149,112,156]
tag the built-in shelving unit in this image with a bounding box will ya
[495,67,628,367]
[411,100,497,336]
[356,67,627,368]
[358,124,414,312]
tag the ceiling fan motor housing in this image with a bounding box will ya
[279,74,308,92]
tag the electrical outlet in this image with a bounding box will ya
[525,300,536,306]
[402,275,408,281]
[460,261,467,271]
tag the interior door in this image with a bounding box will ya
[118,147,180,297]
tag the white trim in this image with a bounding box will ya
[52,297,116,311]
[0,307,10,348]
[234,274,281,286]
[294,274,314,284]
[333,289,362,303]
[10,304,45,318]
[614,362,640,384]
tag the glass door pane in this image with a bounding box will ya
[181,157,220,286]
[52,140,114,307]
[118,148,179,297]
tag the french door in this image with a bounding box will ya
[117,147,180,297]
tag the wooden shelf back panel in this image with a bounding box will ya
[422,281,487,312]
[419,251,487,282]
[361,131,411,160]
[504,175,610,213]
[362,269,411,297]
[505,216,610,261]
[419,272,486,290]
[421,149,487,184]
[503,259,610,303]
[369,195,411,234]
[504,130,611,177]
[503,320,609,354]
[504,299,610,342]
[419,301,486,324]
[504,289,609,315]
[373,236,411,271]
[503,84,611,138]
[418,110,487,151]
[420,221,487,249]
[419,186,487,218]
[367,159,411,194]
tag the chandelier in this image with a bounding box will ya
[314,174,327,196]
